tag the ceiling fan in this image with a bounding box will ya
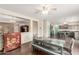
[34,5,57,15]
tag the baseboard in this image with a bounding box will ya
[21,41,32,45]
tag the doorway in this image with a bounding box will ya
[32,21,38,37]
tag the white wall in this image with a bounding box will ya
[38,20,50,38]
[38,20,43,37]
[45,21,50,37]
[21,32,32,44]
[13,23,19,32]
[43,20,50,37]
[33,21,38,35]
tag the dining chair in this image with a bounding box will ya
[64,38,75,55]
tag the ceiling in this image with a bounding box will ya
[0,4,79,24]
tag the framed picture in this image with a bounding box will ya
[20,25,29,32]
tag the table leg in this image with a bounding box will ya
[61,47,63,55]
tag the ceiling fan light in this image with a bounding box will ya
[42,10,48,15]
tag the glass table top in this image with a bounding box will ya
[34,37,65,47]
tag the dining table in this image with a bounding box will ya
[32,37,66,55]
